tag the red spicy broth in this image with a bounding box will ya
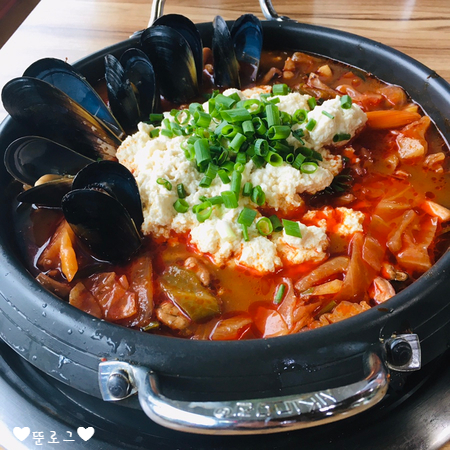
[17,49,450,340]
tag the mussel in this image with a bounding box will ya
[62,161,143,263]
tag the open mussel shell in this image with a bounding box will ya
[72,160,144,231]
[4,136,93,186]
[152,14,203,85]
[2,77,121,160]
[140,25,199,103]
[120,48,159,122]
[62,189,142,263]
[212,15,240,89]
[231,14,263,85]
[24,58,125,139]
[105,54,140,133]
[17,176,73,207]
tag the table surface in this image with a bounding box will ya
[0,0,449,448]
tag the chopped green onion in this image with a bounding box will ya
[241,224,250,241]
[267,125,291,140]
[305,119,317,132]
[307,97,317,110]
[255,139,269,157]
[234,162,244,173]
[243,99,264,115]
[220,108,252,123]
[317,300,337,317]
[251,185,265,206]
[149,128,160,138]
[160,128,174,138]
[218,169,231,184]
[221,124,240,139]
[157,178,172,190]
[199,176,213,188]
[194,110,212,128]
[173,198,189,213]
[242,120,255,137]
[340,95,352,109]
[177,183,187,199]
[214,93,237,109]
[264,151,284,167]
[292,128,305,143]
[205,163,218,179]
[209,195,224,205]
[230,133,247,152]
[221,161,235,173]
[280,111,293,125]
[274,283,286,304]
[149,113,163,123]
[194,138,212,169]
[272,84,290,95]
[242,182,253,197]
[300,162,319,174]
[252,116,267,135]
[292,153,306,170]
[269,215,283,232]
[256,217,273,236]
[285,153,295,164]
[235,152,247,165]
[215,148,228,166]
[230,170,242,197]
[251,154,265,168]
[267,97,280,104]
[322,111,335,119]
[238,207,257,227]
[265,104,280,127]
[221,191,238,208]
[189,102,203,114]
[333,133,352,142]
[293,109,308,124]
[282,219,302,238]
[175,110,191,125]
[196,201,213,222]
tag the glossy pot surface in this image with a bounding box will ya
[0,19,450,433]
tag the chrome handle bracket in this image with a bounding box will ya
[99,352,389,435]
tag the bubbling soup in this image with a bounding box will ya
[18,49,450,340]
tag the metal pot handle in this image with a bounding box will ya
[147,0,291,26]
[99,351,388,435]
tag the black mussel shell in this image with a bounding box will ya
[212,16,240,89]
[231,14,263,85]
[4,136,93,186]
[152,14,203,85]
[62,189,142,263]
[105,54,141,133]
[2,77,121,160]
[24,58,125,139]
[120,48,159,121]
[17,177,73,207]
[140,25,199,103]
[72,160,144,231]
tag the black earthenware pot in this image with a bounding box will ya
[0,19,449,435]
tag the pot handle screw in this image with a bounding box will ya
[107,369,132,399]
[385,334,421,372]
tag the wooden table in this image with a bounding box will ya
[0,0,449,447]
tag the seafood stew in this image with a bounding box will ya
[4,15,450,341]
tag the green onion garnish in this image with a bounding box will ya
[214,93,237,109]
[220,108,252,123]
[333,133,352,142]
[238,207,257,227]
[305,119,317,132]
[230,133,247,152]
[242,182,253,197]
[267,125,291,140]
[274,283,286,304]
[282,219,302,238]
[199,176,213,188]
[293,109,308,124]
[264,151,284,167]
[269,215,283,232]
[177,183,187,199]
[230,170,242,197]
[340,95,352,109]
[173,198,189,213]
[205,163,218,179]
[218,169,231,184]
[235,152,247,165]
[209,195,224,205]
[241,224,250,241]
[221,191,238,208]
[242,120,255,137]
[149,113,163,123]
[157,178,172,190]
[175,110,191,125]
[196,201,213,222]
[307,97,317,110]
[272,84,290,96]
[149,128,160,138]
[251,185,266,206]
[194,110,212,128]
[160,128,174,138]
[322,111,334,119]
[252,117,267,135]
[292,153,306,170]
[265,104,280,127]
[255,139,269,157]
[301,162,319,174]
[256,217,273,236]
[243,99,264,115]
[194,138,212,170]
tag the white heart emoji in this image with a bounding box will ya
[13,427,31,441]
[77,426,95,441]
